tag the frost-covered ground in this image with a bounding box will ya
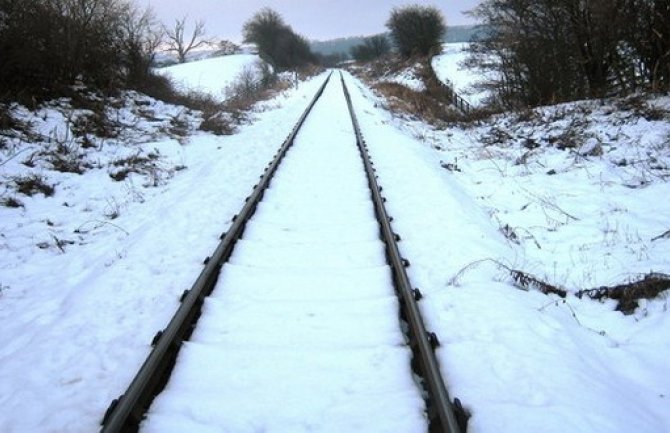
[155,54,264,101]
[343,68,670,432]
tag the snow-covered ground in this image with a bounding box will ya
[343,70,670,432]
[432,43,491,106]
[0,70,329,432]
[1,50,668,433]
[141,77,425,432]
[155,54,264,101]
[379,63,427,92]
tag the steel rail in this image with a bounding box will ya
[100,72,333,433]
[339,71,466,433]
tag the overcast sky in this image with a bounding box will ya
[138,0,481,42]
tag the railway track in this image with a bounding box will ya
[101,71,467,433]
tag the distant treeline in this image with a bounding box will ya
[310,25,482,57]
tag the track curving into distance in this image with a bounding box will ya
[101,71,466,433]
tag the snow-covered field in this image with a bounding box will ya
[1,46,669,433]
[155,54,264,101]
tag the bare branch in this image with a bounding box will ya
[164,16,208,63]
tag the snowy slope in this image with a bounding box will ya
[155,54,263,101]
[381,63,426,92]
[432,43,491,106]
[343,71,670,433]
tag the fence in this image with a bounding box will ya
[428,64,472,115]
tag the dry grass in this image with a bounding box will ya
[450,259,668,314]
[352,56,496,127]
[109,152,160,182]
[576,273,670,314]
[615,95,669,121]
[372,81,461,126]
[13,174,55,197]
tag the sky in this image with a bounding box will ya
[138,0,482,42]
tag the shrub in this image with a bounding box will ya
[199,113,235,135]
[386,5,446,58]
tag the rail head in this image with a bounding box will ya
[339,71,467,433]
[100,72,333,433]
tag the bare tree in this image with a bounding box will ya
[121,5,163,87]
[165,16,208,63]
[623,0,670,92]
[350,35,391,62]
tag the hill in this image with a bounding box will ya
[310,25,482,57]
[154,54,264,101]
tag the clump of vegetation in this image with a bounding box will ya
[576,273,670,315]
[109,151,160,182]
[168,112,191,137]
[243,8,316,71]
[199,113,235,136]
[451,259,670,315]
[1,196,24,208]
[372,81,460,125]
[386,5,446,58]
[47,146,92,174]
[1,105,19,131]
[71,111,119,140]
[12,174,55,197]
[615,95,669,122]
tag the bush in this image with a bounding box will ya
[468,0,670,107]
[0,0,162,99]
[386,5,446,58]
[243,8,316,70]
[0,0,125,97]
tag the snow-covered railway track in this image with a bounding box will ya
[101,72,466,433]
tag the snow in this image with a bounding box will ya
[0,74,331,432]
[140,75,425,433]
[432,43,491,106]
[342,70,670,432]
[380,63,427,92]
[1,51,668,433]
[155,54,264,101]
